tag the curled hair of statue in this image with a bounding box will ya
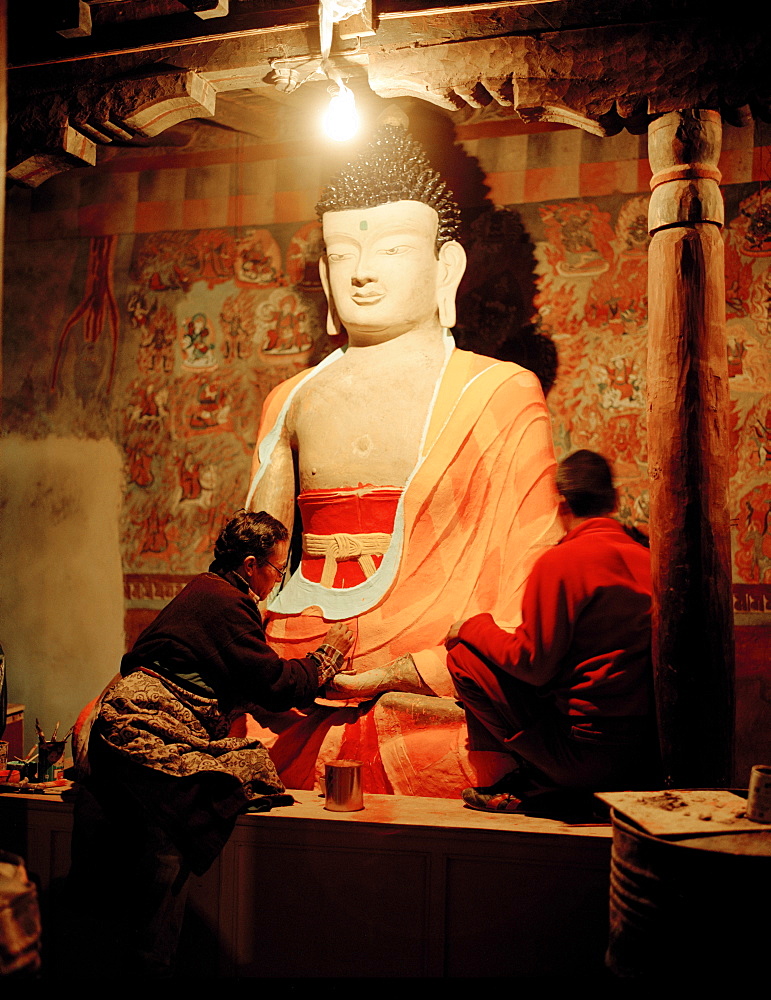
[556,450,617,519]
[315,123,462,249]
[209,509,289,573]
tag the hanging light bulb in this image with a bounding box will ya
[323,79,359,141]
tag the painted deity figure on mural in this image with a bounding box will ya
[182,313,216,369]
[245,124,561,791]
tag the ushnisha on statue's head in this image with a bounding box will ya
[315,122,467,345]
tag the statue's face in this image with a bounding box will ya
[321,200,445,343]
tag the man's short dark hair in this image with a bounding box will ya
[556,450,617,518]
[315,123,461,251]
[209,509,288,573]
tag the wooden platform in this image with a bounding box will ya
[1,788,613,977]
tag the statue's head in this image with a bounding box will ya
[315,124,467,344]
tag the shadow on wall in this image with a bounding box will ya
[456,206,557,396]
[404,100,557,395]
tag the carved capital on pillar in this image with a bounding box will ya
[648,110,724,233]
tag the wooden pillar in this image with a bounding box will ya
[647,109,735,787]
[0,0,5,420]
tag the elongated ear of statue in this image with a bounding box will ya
[436,240,467,330]
[319,253,343,339]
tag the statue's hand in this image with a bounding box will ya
[327,667,389,699]
[327,654,433,698]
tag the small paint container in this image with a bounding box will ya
[324,759,364,812]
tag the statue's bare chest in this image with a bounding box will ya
[288,353,443,489]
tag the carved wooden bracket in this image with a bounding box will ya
[367,22,770,138]
[8,71,217,187]
[102,71,217,137]
[6,94,96,187]
[7,122,96,188]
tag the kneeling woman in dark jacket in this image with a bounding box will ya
[68,509,353,976]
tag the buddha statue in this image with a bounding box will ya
[244,124,561,793]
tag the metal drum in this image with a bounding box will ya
[607,809,771,977]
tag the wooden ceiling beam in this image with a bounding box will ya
[178,0,229,19]
[9,1,705,69]
[54,0,93,39]
[9,4,318,68]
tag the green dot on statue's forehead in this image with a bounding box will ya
[359,220,368,231]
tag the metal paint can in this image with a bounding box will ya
[747,764,771,823]
[324,759,364,812]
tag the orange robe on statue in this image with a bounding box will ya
[241,345,562,796]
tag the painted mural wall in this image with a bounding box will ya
[534,183,771,594]
[108,221,333,574]
[1,118,769,769]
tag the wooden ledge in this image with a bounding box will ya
[1,785,612,840]
[242,787,613,840]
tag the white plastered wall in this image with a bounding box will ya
[0,434,125,751]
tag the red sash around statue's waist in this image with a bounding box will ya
[298,486,402,589]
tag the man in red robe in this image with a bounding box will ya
[446,450,660,811]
